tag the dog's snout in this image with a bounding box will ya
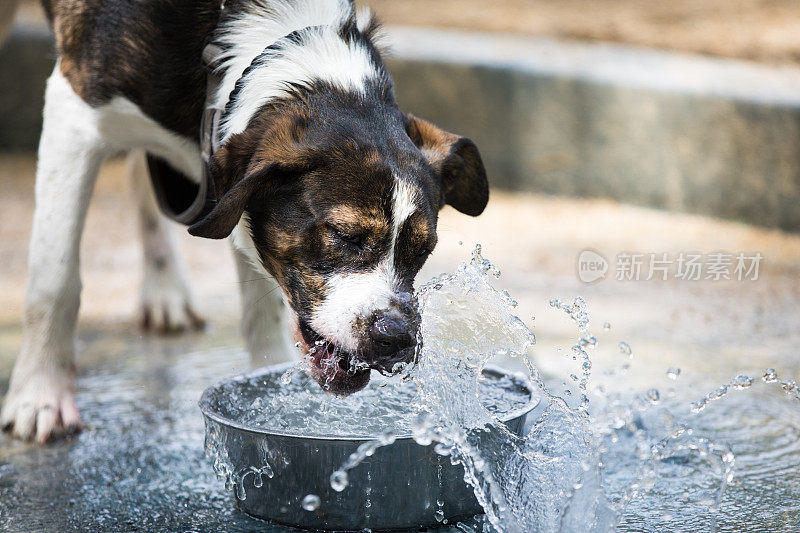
[369,310,415,352]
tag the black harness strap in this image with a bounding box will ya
[146,44,223,227]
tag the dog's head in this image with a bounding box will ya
[190,19,487,394]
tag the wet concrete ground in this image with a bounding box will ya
[0,331,260,532]
[2,155,800,530]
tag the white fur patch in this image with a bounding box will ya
[211,0,381,141]
[43,68,202,182]
[390,180,417,257]
[23,67,201,345]
[310,265,395,351]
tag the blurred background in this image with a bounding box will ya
[1,0,800,388]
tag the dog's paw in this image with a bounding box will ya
[1,369,81,443]
[139,269,205,334]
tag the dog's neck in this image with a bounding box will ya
[207,0,387,143]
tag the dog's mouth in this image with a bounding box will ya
[297,322,371,396]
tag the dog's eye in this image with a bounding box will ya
[327,224,363,249]
[417,248,431,258]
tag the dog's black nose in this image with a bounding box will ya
[368,309,416,371]
[369,310,415,351]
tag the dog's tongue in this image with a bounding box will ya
[292,325,370,395]
[309,346,370,396]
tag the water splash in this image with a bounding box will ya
[333,246,772,532]
[406,250,614,531]
[204,418,275,502]
[691,374,756,413]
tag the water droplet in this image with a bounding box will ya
[302,494,320,511]
[579,334,597,348]
[603,322,611,331]
[618,341,632,358]
[580,395,590,409]
[731,374,754,389]
[647,388,660,403]
[550,297,590,332]
[501,289,518,308]
[666,367,681,380]
[330,470,349,492]
[763,368,778,383]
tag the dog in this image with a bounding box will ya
[0,0,489,443]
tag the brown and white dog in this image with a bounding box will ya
[1,0,488,443]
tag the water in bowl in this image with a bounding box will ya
[203,366,533,438]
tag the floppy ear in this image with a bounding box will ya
[188,162,280,239]
[405,114,489,216]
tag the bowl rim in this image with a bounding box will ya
[198,361,541,441]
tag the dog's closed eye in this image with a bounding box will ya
[326,223,364,250]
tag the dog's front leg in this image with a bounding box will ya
[1,70,105,442]
[232,246,296,365]
[128,150,204,333]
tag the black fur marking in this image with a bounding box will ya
[47,0,222,138]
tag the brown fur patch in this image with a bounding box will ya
[326,205,390,236]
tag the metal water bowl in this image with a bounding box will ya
[199,362,539,531]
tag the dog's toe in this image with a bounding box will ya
[35,406,61,443]
[60,394,82,432]
[10,404,36,441]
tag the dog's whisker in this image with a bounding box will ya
[249,285,282,310]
